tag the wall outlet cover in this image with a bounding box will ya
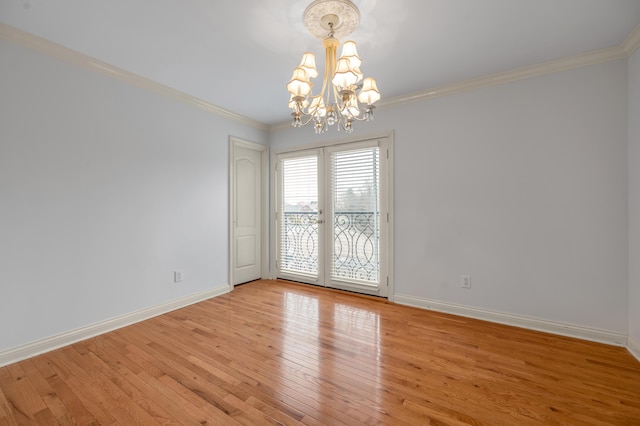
[461,275,471,289]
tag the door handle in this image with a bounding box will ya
[316,219,324,224]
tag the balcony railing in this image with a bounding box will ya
[281,211,379,282]
[281,212,319,275]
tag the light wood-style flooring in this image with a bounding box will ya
[1,279,639,425]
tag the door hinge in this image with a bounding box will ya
[386,276,389,287]
[386,212,389,222]
[275,211,278,220]
[386,149,389,159]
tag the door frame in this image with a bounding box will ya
[229,136,269,289]
[271,131,395,301]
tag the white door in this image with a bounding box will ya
[276,138,390,297]
[276,148,324,286]
[324,140,388,297]
[231,144,263,285]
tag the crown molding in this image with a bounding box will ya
[2,21,637,132]
[0,23,268,131]
[624,23,640,56]
[379,45,627,109]
[269,120,295,132]
[270,42,630,132]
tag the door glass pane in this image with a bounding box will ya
[330,147,380,283]
[280,156,319,276]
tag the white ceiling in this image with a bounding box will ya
[1,0,640,125]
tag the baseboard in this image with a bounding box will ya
[394,294,627,347]
[0,284,231,368]
[628,337,640,362]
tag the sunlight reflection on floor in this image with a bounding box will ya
[280,289,383,410]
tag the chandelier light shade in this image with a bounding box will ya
[286,68,312,97]
[298,52,319,78]
[287,0,381,134]
[358,77,381,105]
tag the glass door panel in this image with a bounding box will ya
[278,151,322,284]
[326,141,386,296]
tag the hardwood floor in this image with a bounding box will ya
[1,280,639,425]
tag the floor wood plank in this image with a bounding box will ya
[1,279,639,425]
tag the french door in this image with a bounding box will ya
[276,138,389,297]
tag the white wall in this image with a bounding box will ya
[0,39,267,352]
[0,34,632,356]
[629,48,640,354]
[271,59,629,334]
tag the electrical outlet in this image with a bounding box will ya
[461,275,471,289]
[174,270,184,283]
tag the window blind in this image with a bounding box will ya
[280,155,319,276]
[330,147,380,283]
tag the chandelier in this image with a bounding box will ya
[287,0,381,134]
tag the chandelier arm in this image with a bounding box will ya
[332,82,341,108]
[306,93,323,117]
[292,110,323,127]
[345,112,370,122]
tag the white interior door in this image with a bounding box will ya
[276,138,389,297]
[231,143,263,285]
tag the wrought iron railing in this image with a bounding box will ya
[281,212,319,275]
[281,211,379,282]
[333,211,379,282]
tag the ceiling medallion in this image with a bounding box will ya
[303,0,360,40]
[287,0,381,134]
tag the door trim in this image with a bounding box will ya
[229,136,269,289]
[271,131,395,300]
